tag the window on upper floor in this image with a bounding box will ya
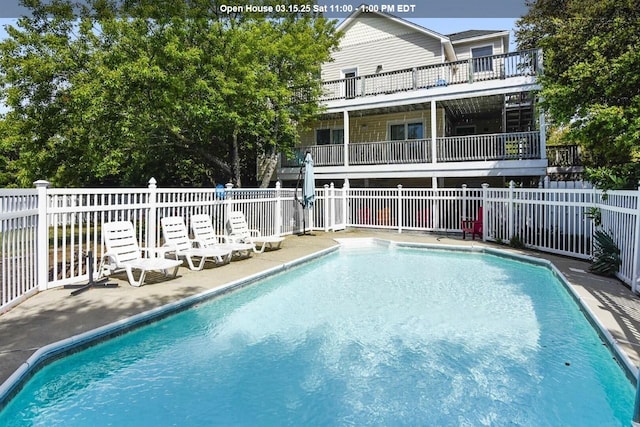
[472,45,493,72]
[390,122,424,140]
[316,128,344,145]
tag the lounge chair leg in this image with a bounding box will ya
[126,267,143,287]
[188,256,205,271]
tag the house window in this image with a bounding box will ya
[472,46,493,72]
[407,123,424,139]
[316,128,344,145]
[332,129,344,145]
[390,122,423,140]
[390,124,405,140]
[316,129,331,145]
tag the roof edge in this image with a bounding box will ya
[450,30,510,45]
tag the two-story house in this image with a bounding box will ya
[276,8,546,189]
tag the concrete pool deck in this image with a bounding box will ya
[1,229,640,388]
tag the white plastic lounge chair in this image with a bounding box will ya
[161,216,232,270]
[102,221,182,287]
[190,214,254,258]
[225,211,284,253]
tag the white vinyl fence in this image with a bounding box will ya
[0,189,39,310]
[2,179,640,312]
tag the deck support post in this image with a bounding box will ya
[343,110,350,167]
[430,100,437,164]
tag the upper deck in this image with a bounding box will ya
[320,49,542,111]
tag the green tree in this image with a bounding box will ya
[516,0,640,189]
[0,0,339,187]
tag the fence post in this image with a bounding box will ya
[343,180,350,227]
[330,183,337,232]
[34,180,50,291]
[224,183,234,228]
[632,184,640,294]
[275,181,282,236]
[461,184,468,221]
[481,183,489,241]
[397,184,403,233]
[147,178,158,251]
[508,180,515,240]
[323,184,330,232]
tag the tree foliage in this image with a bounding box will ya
[0,0,340,187]
[516,0,640,189]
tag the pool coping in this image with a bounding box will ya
[1,237,637,408]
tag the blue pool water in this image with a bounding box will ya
[0,247,635,425]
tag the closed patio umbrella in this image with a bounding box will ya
[294,151,315,235]
[302,152,315,208]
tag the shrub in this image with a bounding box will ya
[590,229,621,277]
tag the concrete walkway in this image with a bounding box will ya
[1,229,639,388]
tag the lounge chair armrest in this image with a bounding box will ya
[161,243,182,260]
[102,251,121,270]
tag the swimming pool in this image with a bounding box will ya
[0,244,635,425]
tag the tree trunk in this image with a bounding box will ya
[258,148,278,188]
[231,128,241,187]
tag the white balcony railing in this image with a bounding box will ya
[437,131,541,162]
[321,49,541,101]
[349,139,430,165]
[547,145,582,167]
[282,132,541,168]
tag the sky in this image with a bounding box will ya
[405,18,519,49]
[0,17,519,51]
